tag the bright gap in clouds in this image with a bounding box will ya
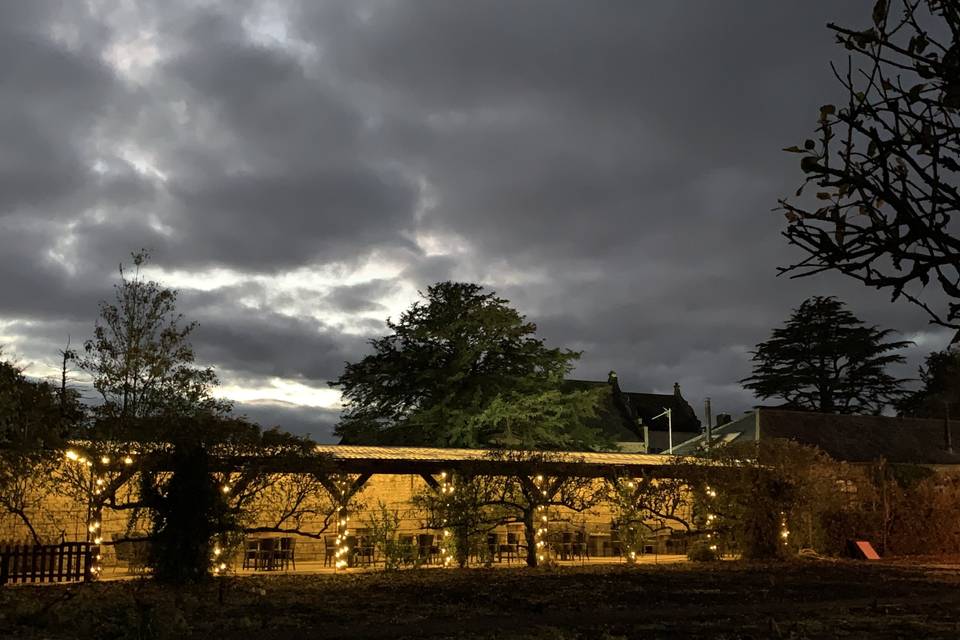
[217,376,342,409]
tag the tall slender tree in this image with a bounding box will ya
[79,251,230,432]
[742,296,911,414]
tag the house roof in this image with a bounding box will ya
[562,376,702,442]
[672,408,960,465]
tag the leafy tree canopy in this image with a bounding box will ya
[332,281,608,449]
[741,296,911,414]
[79,251,230,434]
[0,355,82,450]
[897,346,960,417]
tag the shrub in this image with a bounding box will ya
[687,540,720,562]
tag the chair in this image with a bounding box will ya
[482,533,498,564]
[242,539,260,570]
[559,531,574,561]
[574,530,588,560]
[498,532,519,564]
[258,537,278,570]
[323,535,337,567]
[357,535,375,567]
[278,537,296,571]
[417,534,437,564]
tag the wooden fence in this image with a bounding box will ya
[0,542,94,586]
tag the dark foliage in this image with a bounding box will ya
[332,281,606,449]
[0,356,85,542]
[141,443,236,584]
[779,1,960,343]
[79,251,230,430]
[897,345,960,416]
[742,296,910,413]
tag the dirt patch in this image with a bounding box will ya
[3,560,960,639]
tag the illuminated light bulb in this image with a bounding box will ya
[219,562,226,570]
[96,478,104,486]
[93,537,102,545]
[536,475,543,482]
[66,450,79,461]
[222,485,231,494]
[124,456,133,465]
[101,456,110,464]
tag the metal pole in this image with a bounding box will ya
[667,409,673,454]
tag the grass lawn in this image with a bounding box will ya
[3,560,960,639]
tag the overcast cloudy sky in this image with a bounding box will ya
[1,1,953,441]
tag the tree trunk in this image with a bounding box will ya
[456,526,469,568]
[523,510,537,567]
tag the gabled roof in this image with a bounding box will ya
[562,376,702,442]
[673,408,960,465]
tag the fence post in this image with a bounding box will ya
[0,549,8,586]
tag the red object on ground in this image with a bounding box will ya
[854,540,880,560]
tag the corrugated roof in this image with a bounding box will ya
[672,409,960,465]
[314,444,676,466]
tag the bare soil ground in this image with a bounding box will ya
[3,559,960,639]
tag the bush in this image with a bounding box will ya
[687,541,720,562]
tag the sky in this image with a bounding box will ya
[1,0,955,442]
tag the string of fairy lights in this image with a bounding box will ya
[438,471,455,567]
[704,484,719,553]
[64,448,136,578]
[334,478,352,570]
[533,474,548,564]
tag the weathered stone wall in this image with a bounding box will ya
[2,466,692,566]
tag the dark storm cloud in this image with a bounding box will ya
[323,280,397,314]
[187,305,367,383]
[233,401,340,442]
[1,0,946,435]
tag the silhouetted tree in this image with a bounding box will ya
[140,443,233,583]
[0,354,84,542]
[742,296,910,413]
[897,345,960,416]
[79,251,230,431]
[779,1,960,343]
[332,281,607,448]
